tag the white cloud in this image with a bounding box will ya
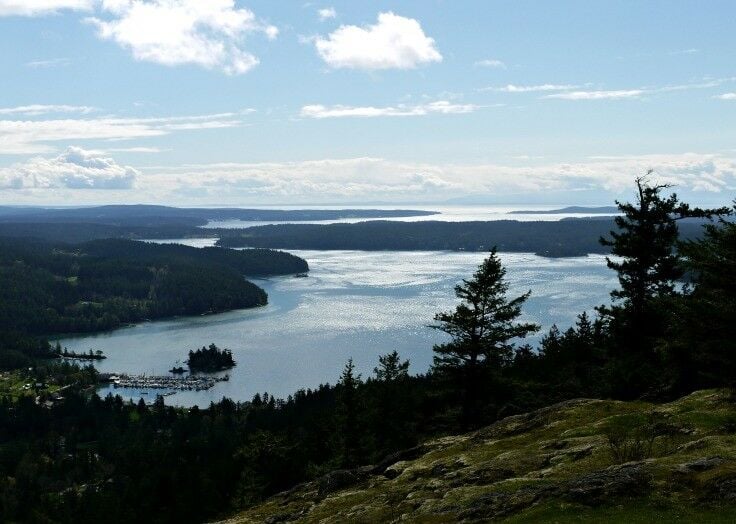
[317,7,335,20]
[716,93,736,100]
[545,89,644,100]
[0,0,93,16]
[0,104,96,116]
[314,11,441,70]
[484,84,580,93]
[3,152,736,204]
[0,146,138,190]
[86,0,277,75]
[475,59,505,68]
[25,58,72,68]
[669,48,699,55]
[543,81,729,100]
[159,153,735,203]
[0,112,244,154]
[300,100,479,118]
[485,80,731,98]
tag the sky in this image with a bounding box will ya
[1,0,735,206]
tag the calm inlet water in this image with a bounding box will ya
[57,250,617,406]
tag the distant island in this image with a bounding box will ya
[510,205,620,215]
[0,205,439,244]
[216,219,709,257]
[187,344,235,372]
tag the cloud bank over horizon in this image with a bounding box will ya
[2,148,734,206]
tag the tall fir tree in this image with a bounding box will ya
[598,174,728,397]
[432,249,538,425]
[336,358,362,467]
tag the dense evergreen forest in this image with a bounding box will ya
[0,239,307,369]
[216,218,709,257]
[1,180,735,523]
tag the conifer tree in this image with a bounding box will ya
[665,209,736,392]
[599,174,728,396]
[337,359,362,466]
[432,249,538,424]
[374,350,409,381]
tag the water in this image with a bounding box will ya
[203,204,616,228]
[56,250,617,407]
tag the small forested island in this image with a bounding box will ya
[187,343,236,371]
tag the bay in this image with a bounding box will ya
[56,249,617,407]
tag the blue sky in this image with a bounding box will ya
[1,0,735,206]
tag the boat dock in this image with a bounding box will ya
[104,373,228,392]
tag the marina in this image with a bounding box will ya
[101,373,229,392]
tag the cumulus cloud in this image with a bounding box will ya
[317,7,335,20]
[0,104,96,116]
[300,100,479,118]
[475,59,505,68]
[0,0,93,16]
[314,12,441,70]
[716,93,736,100]
[0,146,139,190]
[86,0,278,75]
[0,112,244,154]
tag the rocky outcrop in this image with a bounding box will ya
[221,390,736,524]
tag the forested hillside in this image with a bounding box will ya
[0,238,307,368]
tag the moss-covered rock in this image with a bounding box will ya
[219,390,736,523]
